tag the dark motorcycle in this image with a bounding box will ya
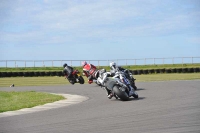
[99,75,138,101]
[113,71,138,98]
[123,69,137,90]
[67,70,85,84]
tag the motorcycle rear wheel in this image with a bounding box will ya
[78,76,85,84]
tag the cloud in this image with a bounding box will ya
[0,0,200,45]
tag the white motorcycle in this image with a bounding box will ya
[96,70,138,101]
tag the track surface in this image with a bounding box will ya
[0,80,200,133]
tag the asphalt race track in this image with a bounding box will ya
[0,80,200,133]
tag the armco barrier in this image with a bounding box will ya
[0,68,199,77]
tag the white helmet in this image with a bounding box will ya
[81,61,87,67]
[110,62,116,68]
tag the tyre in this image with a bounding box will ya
[113,86,129,101]
[79,76,85,84]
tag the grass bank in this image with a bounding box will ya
[0,91,65,113]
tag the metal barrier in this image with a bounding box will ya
[0,57,199,68]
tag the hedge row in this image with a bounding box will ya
[0,71,64,77]
[0,67,199,77]
[130,67,200,75]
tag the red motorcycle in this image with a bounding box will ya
[66,70,85,84]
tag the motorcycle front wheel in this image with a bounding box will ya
[113,86,129,101]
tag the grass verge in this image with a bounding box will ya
[0,91,65,113]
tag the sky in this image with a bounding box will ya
[0,0,200,62]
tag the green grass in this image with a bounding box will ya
[0,63,200,72]
[134,73,200,82]
[0,91,65,113]
[0,73,199,87]
[0,76,72,87]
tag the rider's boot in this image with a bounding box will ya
[107,93,113,99]
[106,89,113,99]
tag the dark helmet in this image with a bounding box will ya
[63,63,68,68]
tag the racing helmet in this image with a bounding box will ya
[110,62,117,68]
[81,61,87,67]
[63,63,68,68]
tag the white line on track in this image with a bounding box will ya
[0,93,89,118]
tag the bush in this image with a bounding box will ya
[2,72,7,77]
[176,68,182,73]
[159,68,165,73]
[165,69,171,73]
[194,67,199,73]
[137,70,143,75]
[171,68,176,73]
[12,72,18,77]
[45,71,51,76]
[143,69,148,74]
[148,69,154,74]
[182,68,187,73]
[187,68,194,73]
[132,70,138,75]
[28,72,34,77]
[56,71,62,76]
[34,72,40,77]
[39,71,45,76]
[18,72,23,76]
[155,69,160,74]
[0,72,3,77]
[50,71,57,76]
[23,72,29,77]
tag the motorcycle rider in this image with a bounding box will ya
[63,63,74,85]
[82,61,100,84]
[96,69,114,99]
[109,62,136,96]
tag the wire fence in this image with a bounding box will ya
[0,57,199,68]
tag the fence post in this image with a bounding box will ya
[192,57,193,64]
[172,57,174,65]
[182,57,183,66]
[6,60,7,68]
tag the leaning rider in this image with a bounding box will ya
[63,63,74,84]
[82,61,99,84]
[109,62,135,96]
